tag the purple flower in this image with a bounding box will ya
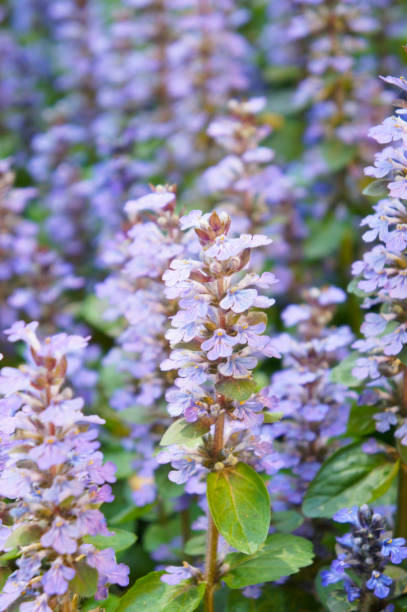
[41,560,76,595]
[161,564,194,585]
[220,288,258,313]
[366,571,392,599]
[40,517,78,554]
[201,329,238,360]
[333,507,360,526]
[381,538,407,564]
[321,557,349,586]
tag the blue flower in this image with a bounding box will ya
[381,537,407,564]
[366,571,392,599]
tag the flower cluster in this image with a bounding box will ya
[322,505,407,603]
[97,186,190,506]
[0,322,129,610]
[201,97,305,292]
[0,159,83,353]
[264,286,354,509]
[351,75,407,442]
[158,209,280,489]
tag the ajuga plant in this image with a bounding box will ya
[0,321,129,610]
[264,286,354,516]
[0,159,83,356]
[115,210,314,611]
[96,186,189,508]
[322,505,407,607]
[201,97,305,294]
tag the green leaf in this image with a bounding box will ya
[144,519,180,554]
[347,277,370,298]
[83,529,137,552]
[5,524,42,549]
[111,503,155,525]
[398,346,407,367]
[370,459,400,502]
[160,418,209,448]
[303,441,397,518]
[304,218,347,260]
[223,533,314,588]
[68,561,98,597]
[321,138,356,172]
[207,462,270,554]
[103,451,138,479]
[386,565,407,597]
[346,403,378,437]
[271,510,303,534]
[82,594,120,612]
[184,533,207,556]
[0,549,20,566]
[330,353,361,388]
[263,411,284,424]
[115,571,205,612]
[362,179,388,197]
[216,379,257,402]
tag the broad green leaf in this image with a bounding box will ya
[216,378,257,402]
[347,277,370,298]
[330,353,361,388]
[83,529,137,552]
[79,295,123,337]
[227,586,317,612]
[0,549,20,566]
[370,459,400,502]
[82,594,119,612]
[362,179,388,197]
[115,571,205,612]
[69,560,98,597]
[223,533,314,588]
[111,503,155,525]
[303,441,396,518]
[160,418,209,447]
[184,533,206,556]
[5,524,42,549]
[207,462,270,554]
[346,403,378,437]
[271,510,303,534]
[321,139,356,171]
[386,565,407,597]
[398,346,407,367]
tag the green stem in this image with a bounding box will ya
[396,367,407,539]
[204,412,225,612]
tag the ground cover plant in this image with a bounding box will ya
[3,0,407,610]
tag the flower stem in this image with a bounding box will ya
[396,366,407,539]
[204,411,225,612]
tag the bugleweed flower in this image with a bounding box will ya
[322,505,407,603]
[0,321,128,610]
[158,209,280,503]
[97,186,190,506]
[0,159,83,350]
[201,97,305,292]
[264,286,354,509]
[351,74,407,442]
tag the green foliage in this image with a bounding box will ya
[68,560,98,597]
[362,179,388,197]
[330,353,361,388]
[114,571,205,612]
[346,403,378,437]
[4,524,42,549]
[207,462,271,554]
[303,441,398,518]
[315,570,353,612]
[321,138,356,172]
[79,295,124,336]
[184,533,206,556]
[160,418,209,447]
[271,510,304,533]
[222,533,314,588]
[83,528,137,552]
[304,217,348,260]
[144,518,180,554]
[216,378,257,402]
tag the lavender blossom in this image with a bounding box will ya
[0,322,128,610]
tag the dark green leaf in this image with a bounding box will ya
[115,571,205,612]
[160,418,209,448]
[69,561,98,597]
[103,451,138,479]
[303,441,397,518]
[144,519,180,554]
[207,462,270,554]
[111,503,155,525]
[386,565,407,597]
[5,524,42,549]
[315,569,353,612]
[346,403,378,437]
[304,218,347,260]
[82,594,120,612]
[223,533,314,588]
[330,353,361,388]
[216,378,257,402]
[271,510,303,534]
[321,139,356,171]
[83,528,137,552]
